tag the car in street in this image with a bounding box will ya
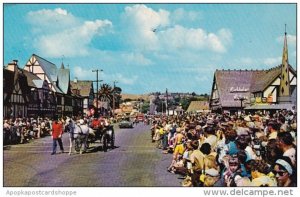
[137,113,145,122]
[118,118,134,128]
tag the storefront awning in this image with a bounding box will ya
[244,103,295,110]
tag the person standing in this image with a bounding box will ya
[51,117,64,155]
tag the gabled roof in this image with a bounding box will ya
[214,65,296,107]
[22,69,42,88]
[3,68,29,103]
[250,66,281,92]
[32,54,57,83]
[215,70,253,107]
[70,80,93,97]
[187,101,210,112]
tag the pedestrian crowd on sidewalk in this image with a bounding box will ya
[3,117,53,145]
[3,115,114,155]
[150,109,297,187]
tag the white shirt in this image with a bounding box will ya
[283,147,296,166]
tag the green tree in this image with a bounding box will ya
[141,102,150,114]
[98,83,113,107]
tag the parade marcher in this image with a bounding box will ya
[51,117,64,155]
[75,119,89,154]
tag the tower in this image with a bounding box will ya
[278,25,291,104]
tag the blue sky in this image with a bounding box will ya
[3,3,296,94]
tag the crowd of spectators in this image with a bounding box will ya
[150,109,297,187]
[3,117,53,145]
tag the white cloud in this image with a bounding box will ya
[111,73,138,85]
[263,57,282,66]
[27,8,113,58]
[121,4,170,51]
[73,66,94,79]
[159,25,231,53]
[34,20,112,57]
[121,5,232,54]
[120,52,153,66]
[73,66,138,86]
[276,34,296,46]
[27,8,80,34]
[171,8,202,24]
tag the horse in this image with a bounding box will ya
[64,117,76,155]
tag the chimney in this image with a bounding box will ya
[6,60,18,72]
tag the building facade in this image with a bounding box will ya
[210,31,296,114]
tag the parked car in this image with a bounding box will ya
[137,114,145,122]
[119,118,133,128]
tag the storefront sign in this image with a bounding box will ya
[230,87,249,93]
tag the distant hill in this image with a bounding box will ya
[121,93,149,101]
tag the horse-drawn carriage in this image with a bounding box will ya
[88,123,115,152]
[66,118,115,153]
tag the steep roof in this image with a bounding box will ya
[215,70,253,107]
[187,101,210,112]
[250,65,282,92]
[22,69,42,88]
[70,80,93,97]
[57,66,70,94]
[214,65,296,107]
[33,54,57,83]
[3,68,29,103]
[121,93,150,101]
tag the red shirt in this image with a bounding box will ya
[91,119,101,129]
[52,121,63,139]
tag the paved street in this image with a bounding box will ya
[4,123,180,187]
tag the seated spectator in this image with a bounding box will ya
[203,168,220,187]
[273,157,296,187]
[250,160,276,187]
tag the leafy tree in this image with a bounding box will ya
[141,102,150,114]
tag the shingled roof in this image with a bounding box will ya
[214,64,296,107]
[187,101,210,112]
[215,70,253,107]
[70,80,93,97]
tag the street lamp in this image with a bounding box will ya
[92,69,103,114]
[234,95,248,114]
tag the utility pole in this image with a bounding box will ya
[92,69,103,114]
[112,80,118,118]
[166,88,169,116]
